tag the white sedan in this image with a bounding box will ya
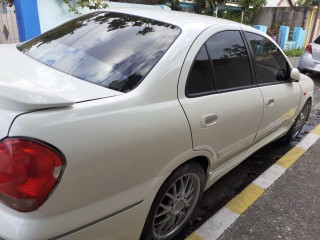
[298,36,320,74]
[0,9,313,240]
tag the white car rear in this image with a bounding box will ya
[298,35,320,73]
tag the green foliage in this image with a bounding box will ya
[295,0,318,6]
[170,0,182,11]
[204,0,225,14]
[238,0,266,24]
[62,0,108,14]
[283,48,304,57]
[194,0,266,24]
[218,10,242,22]
[193,0,206,14]
[238,0,266,11]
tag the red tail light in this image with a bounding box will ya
[306,44,312,54]
[0,138,64,212]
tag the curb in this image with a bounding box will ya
[186,124,320,240]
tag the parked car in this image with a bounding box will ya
[298,35,320,74]
[0,9,314,240]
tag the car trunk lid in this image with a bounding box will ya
[0,44,123,111]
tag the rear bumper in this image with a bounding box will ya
[0,175,168,240]
[0,202,144,240]
[298,53,320,72]
[55,200,146,240]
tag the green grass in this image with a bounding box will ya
[283,48,304,57]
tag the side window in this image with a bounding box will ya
[245,32,290,85]
[186,46,214,96]
[206,31,252,91]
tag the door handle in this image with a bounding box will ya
[201,113,218,128]
[266,98,275,107]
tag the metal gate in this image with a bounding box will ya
[0,4,19,44]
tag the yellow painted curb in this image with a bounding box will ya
[276,147,305,169]
[185,232,204,240]
[311,124,320,136]
[226,183,265,215]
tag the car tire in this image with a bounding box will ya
[140,162,205,240]
[284,100,311,143]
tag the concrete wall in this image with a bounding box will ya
[253,7,305,29]
[252,8,274,26]
[292,9,306,28]
[253,6,319,47]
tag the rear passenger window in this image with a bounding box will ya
[206,31,252,91]
[245,32,290,84]
[186,46,214,96]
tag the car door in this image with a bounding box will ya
[243,30,301,141]
[178,25,264,168]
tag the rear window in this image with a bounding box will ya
[314,35,320,45]
[17,12,181,93]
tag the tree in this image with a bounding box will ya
[193,0,224,14]
[194,0,266,24]
[295,0,317,6]
[169,0,182,11]
[62,0,108,14]
[203,0,225,15]
[238,0,266,24]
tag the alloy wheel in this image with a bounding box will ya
[292,103,310,139]
[152,173,201,239]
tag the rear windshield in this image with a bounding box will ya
[17,12,181,93]
[315,35,320,45]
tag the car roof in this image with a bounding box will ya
[106,8,244,30]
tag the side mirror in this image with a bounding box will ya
[290,68,300,82]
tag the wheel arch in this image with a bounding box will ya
[157,150,213,183]
[184,155,210,180]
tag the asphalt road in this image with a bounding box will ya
[178,57,320,239]
[218,135,320,240]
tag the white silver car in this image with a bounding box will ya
[0,9,314,240]
[298,36,320,73]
